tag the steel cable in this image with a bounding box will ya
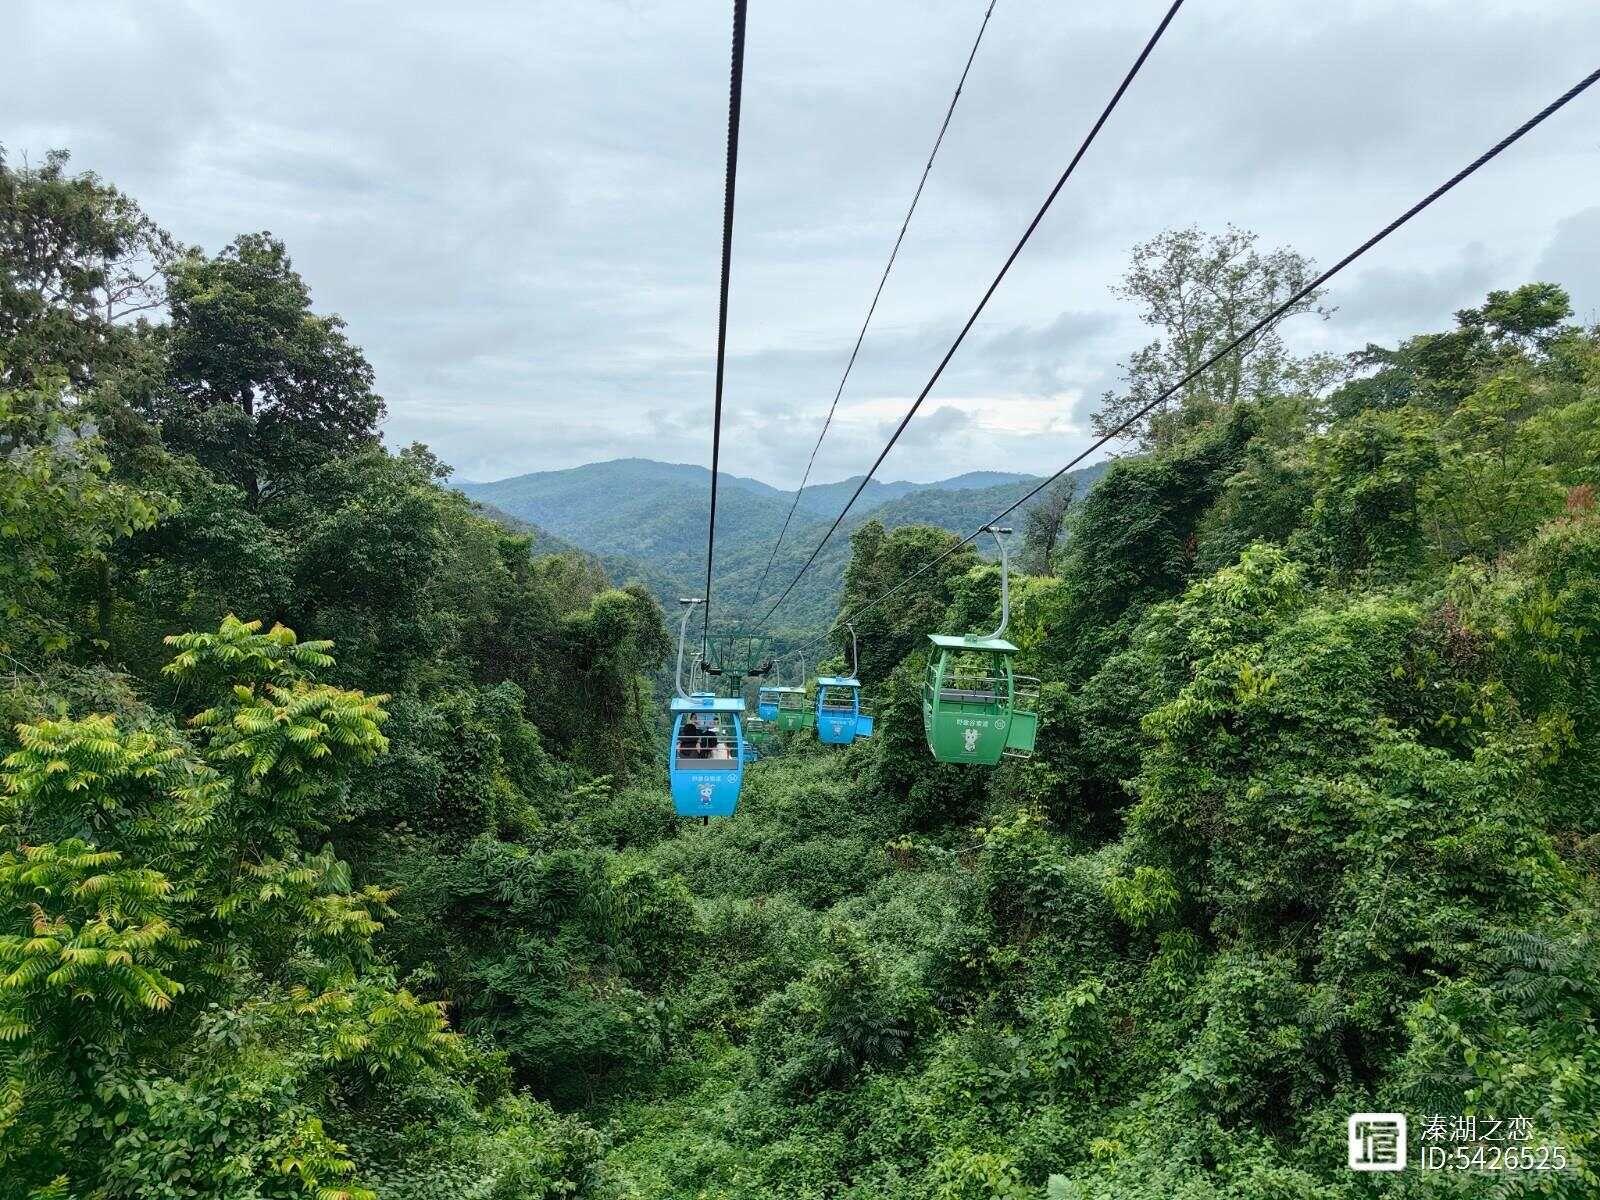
[701,0,751,651]
[753,0,1189,630]
[752,0,1002,603]
[784,64,1600,657]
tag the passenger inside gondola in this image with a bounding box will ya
[677,721,703,759]
[675,714,738,766]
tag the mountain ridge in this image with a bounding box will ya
[456,457,1112,633]
[457,458,1038,501]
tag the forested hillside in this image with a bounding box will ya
[459,460,1108,632]
[4,149,1599,1200]
[0,151,672,1198]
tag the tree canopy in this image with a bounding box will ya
[5,153,1600,1199]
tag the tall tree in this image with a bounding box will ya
[0,148,177,391]
[1094,225,1335,450]
[1330,282,1577,419]
[157,233,384,505]
[838,520,977,686]
[0,377,169,658]
[1018,478,1076,576]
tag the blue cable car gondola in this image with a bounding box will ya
[815,624,873,744]
[757,685,780,721]
[816,676,873,743]
[745,671,774,761]
[666,599,746,818]
[670,694,746,816]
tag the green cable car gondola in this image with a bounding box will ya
[922,526,1039,765]
[772,654,811,732]
[746,712,776,759]
[773,687,809,731]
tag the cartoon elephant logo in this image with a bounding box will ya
[963,727,980,753]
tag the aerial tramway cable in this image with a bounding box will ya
[780,63,1600,660]
[701,0,750,656]
[752,0,1189,630]
[752,0,1002,603]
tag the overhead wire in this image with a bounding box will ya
[702,0,750,653]
[752,0,1002,603]
[751,0,1188,631]
[783,63,1600,660]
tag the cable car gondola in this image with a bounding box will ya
[746,666,777,757]
[772,655,811,732]
[816,624,873,745]
[745,711,775,760]
[773,687,809,731]
[922,526,1039,765]
[667,600,746,818]
[757,685,780,721]
[671,694,745,815]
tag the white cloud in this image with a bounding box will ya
[8,0,1600,485]
[1536,207,1600,323]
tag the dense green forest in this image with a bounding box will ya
[3,151,1598,1200]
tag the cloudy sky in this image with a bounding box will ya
[8,0,1600,486]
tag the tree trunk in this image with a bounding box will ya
[96,558,114,652]
[240,387,260,507]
